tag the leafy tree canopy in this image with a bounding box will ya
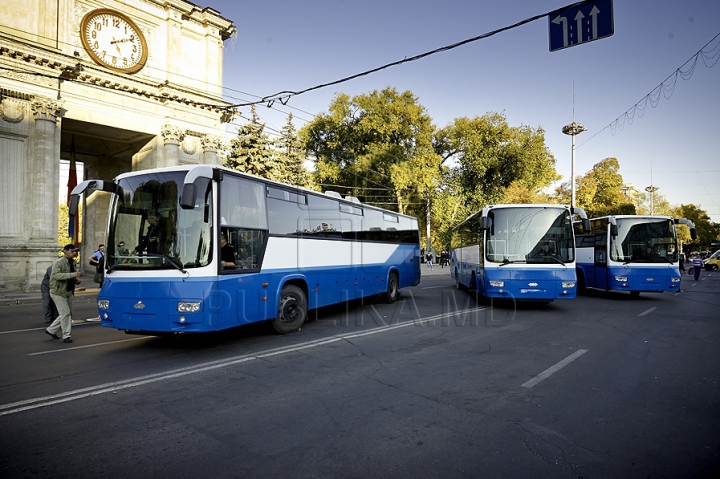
[300,87,440,216]
[434,112,560,214]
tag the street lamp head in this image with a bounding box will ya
[562,122,587,136]
[645,185,659,193]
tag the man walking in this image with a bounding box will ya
[692,253,703,281]
[45,244,82,343]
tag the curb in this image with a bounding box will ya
[1,289,101,307]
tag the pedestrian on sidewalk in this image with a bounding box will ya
[89,244,105,288]
[425,251,434,270]
[45,244,82,343]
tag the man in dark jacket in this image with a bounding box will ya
[40,265,58,323]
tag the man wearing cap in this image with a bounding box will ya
[45,244,82,343]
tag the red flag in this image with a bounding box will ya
[68,135,79,246]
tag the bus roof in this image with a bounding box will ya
[112,164,417,219]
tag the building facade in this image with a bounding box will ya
[0,0,236,292]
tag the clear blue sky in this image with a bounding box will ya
[204,0,719,222]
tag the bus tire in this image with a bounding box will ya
[384,272,399,303]
[272,285,307,334]
[455,269,465,290]
[630,291,640,299]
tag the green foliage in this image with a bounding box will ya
[676,203,720,249]
[300,87,440,218]
[434,113,560,213]
[57,203,82,254]
[556,157,635,217]
[275,113,313,188]
[224,106,313,188]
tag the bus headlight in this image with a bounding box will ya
[177,302,201,313]
[562,281,576,288]
[489,281,504,287]
[98,299,110,310]
[614,276,628,282]
[671,277,681,283]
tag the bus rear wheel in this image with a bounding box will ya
[384,272,399,303]
[272,285,307,334]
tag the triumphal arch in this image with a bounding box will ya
[0,0,236,291]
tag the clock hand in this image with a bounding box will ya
[111,37,122,54]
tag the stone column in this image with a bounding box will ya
[161,124,184,168]
[30,97,63,242]
[201,134,224,166]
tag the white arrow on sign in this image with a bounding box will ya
[575,10,585,44]
[552,15,569,47]
[589,5,601,40]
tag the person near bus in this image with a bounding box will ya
[425,251,434,270]
[692,253,703,280]
[89,244,105,287]
[45,244,82,343]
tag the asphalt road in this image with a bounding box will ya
[1,271,718,478]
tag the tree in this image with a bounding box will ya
[555,157,635,216]
[225,104,280,179]
[275,113,313,188]
[300,87,440,218]
[434,112,560,214]
[676,204,720,251]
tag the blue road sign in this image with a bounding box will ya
[549,0,614,52]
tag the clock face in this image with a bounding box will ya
[80,9,148,74]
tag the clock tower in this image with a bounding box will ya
[0,0,237,292]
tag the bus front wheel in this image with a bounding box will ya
[385,272,399,303]
[273,285,307,334]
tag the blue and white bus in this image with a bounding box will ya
[575,215,696,297]
[69,165,420,334]
[450,204,589,301]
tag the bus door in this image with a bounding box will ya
[594,232,609,289]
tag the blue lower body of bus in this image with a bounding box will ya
[576,263,681,294]
[452,264,577,301]
[98,259,420,333]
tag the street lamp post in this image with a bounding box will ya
[645,185,659,215]
[562,121,587,208]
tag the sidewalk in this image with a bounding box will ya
[421,265,451,277]
[0,287,101,306]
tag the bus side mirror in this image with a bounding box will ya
[583,219,591,233]
[479,217,491,230]
[690,228,697,241]
[610,224,618,237]
[180,184,197,209]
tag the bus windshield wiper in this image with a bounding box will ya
[142,253,187,274]
[498,259,526,266]
[542,255,566,266]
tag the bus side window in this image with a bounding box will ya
[594,232,607,265]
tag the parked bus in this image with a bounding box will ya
[450,204,590,301]
[69,165,421,334]
[574,215,697,297]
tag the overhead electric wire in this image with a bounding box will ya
[223,0,596,108]
[579,32,720,147]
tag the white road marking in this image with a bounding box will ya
[521,349,589,388]
[1,307,486,416]
[28,337,149,355]
[0,322,94,335]
[638,307,657,317]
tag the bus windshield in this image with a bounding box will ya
[610,217,677,263]
[106,171,213,270]
[486,207,574,264]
